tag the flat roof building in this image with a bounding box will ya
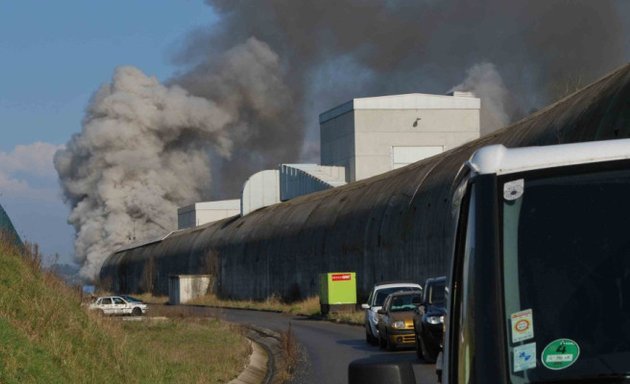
[319,91,481,182]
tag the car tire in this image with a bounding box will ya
[132,307,142,316]
[99,309,106,317]
[419,334,437,363]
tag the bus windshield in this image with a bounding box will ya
[501,167,630,383]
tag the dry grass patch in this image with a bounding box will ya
[192,293,364,325]
[123,318,250,383]
[327,310,364,325]
[189,292,322,314]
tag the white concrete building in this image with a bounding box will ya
[177,200,240,229]
[178,91,481,227]
[241,170,281,215]
[319,91,480,182]
[168,274,212,304]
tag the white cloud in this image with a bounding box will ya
[0,142,63,200]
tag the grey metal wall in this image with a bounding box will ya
[101,63,630,301]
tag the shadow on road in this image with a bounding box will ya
[335,338,377,352]
[336,338,419,354]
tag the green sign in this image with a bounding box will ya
[319,272,357,305]
[541,338,580,370]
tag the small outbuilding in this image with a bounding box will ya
[168,274,212,305]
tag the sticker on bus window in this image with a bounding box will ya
[511,309,534,343]
[504,179,524,201]
[542,339,580,370]
[514,342,537,372]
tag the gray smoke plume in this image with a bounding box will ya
[450,63,512,135]
[56,38,297,280]
[58,0,628,280]
[185,0,627,146]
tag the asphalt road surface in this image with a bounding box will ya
[168,305,438,384]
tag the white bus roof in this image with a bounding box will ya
[469,139,630,176]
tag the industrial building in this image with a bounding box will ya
[178,91,481,228]
[100,64,630,301]
[320,91,480,181]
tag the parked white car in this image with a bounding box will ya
[89,295,148,316]
[361,282,422,345]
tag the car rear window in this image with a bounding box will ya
[374,287,420,306]
[389,293,423,312]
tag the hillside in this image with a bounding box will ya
[0,238,128,383]
[0,236,249,383]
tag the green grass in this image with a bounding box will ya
[0,237,249,383]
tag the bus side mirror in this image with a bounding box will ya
[361,303,370,309]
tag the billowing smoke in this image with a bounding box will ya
[55,38,298,280]
[188,0,627,143]
[58,0,628,280]
[450,63,512,135]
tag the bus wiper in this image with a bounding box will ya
[533,373,630,384]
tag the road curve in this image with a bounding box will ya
[166,305,438,384]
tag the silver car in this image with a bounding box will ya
[89,295,148,316]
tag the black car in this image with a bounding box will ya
[413,276,446,363]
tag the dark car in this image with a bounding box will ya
[413,276,446,362]
[377,291,423,351]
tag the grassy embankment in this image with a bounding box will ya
[0,237,249,384]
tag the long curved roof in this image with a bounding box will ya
[101,63,630,299]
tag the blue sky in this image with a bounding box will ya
[0,1,216,264]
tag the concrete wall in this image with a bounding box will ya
[241,170,280,215]
[320,93,480,182]
[178,200,240,229]
[320,110,356,181]
[100,64,630,301]
[353,108,479,180]
[168,274,211,304]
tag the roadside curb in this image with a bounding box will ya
[228,340,269,384]
[229,325,284,384]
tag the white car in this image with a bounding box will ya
[361,282,422,345]
[89,295,148,316]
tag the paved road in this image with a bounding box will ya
[167,306,438,384]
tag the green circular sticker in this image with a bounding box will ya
[541,339,580,370]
